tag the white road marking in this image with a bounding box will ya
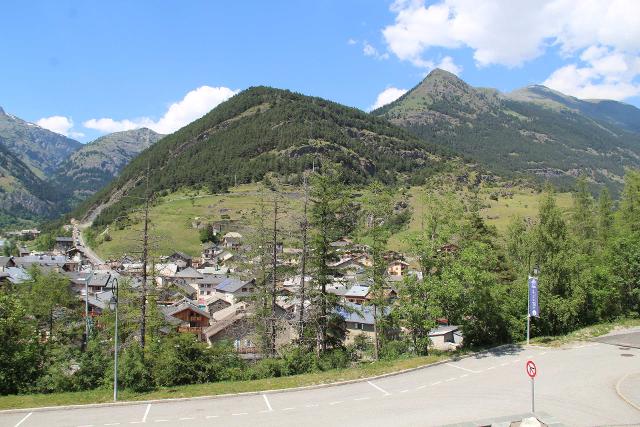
[400,389,409,393]
[367,380,391,396]
[282,407,296,411]
[416,385,427,390]
[431,381,442,386]
[354,397,370,401]
[460,374,469,378]
[142,404,151,423]
[305,404,320,408]
[263,393,273,412]
[445,377,456,382]
[178,418,194,421]
[205,415,219,419]
[329,401,344,405]
[14,413,32,427]
[129,422,143,425]
[232,413,248,416]
[445,362,480,373]
[104,424,120,426]
[153,421,168,423]
[487,366,496,370]
[500,362,509,366]
[78,425,94,427]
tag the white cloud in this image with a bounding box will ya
[363,41,390,60]
[84,86,238,135]
[348,38,357,45]
[436,56,462,75]
[36,115,84,138]
[369,87,408,110]
[382,0,640,100]
[543,47,640,100]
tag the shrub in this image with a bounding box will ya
[379,340,411,360]
[317,348,351,371]
[120,344,154,392]
[252,358,286,379]
[280,346,316,375]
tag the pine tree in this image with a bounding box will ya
[597,187,614,244]
[361,182,393,360]
[309,171,355,353]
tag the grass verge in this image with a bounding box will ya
[528,317,640,347]
[0,353,449,411]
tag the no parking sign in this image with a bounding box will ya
[526,360,537,412]
[526,360,537,378]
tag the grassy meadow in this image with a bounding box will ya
[94,183,573,260]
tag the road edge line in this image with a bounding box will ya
[0,344,514,415]
[615,372,640,412]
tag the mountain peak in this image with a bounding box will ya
[424,68,461,81]
[0,106,5,115]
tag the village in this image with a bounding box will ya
[0,223,463,360]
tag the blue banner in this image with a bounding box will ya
[528,276,539,317]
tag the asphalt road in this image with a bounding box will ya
[2,335,639,427]
[73,226,105,267]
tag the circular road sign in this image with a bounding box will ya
[526,360,537,378]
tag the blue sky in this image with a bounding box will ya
[2,1,639,142]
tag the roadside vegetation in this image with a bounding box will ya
[1,169,639,408]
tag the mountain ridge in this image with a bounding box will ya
[79,86,456,228]
[54,127,164,202]
[373,69,640,191]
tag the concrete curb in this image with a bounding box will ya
[0,344,516,415]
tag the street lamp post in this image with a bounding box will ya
[108,276,119,402]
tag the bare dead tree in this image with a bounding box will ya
[269,198,279,356]
[298,172,309,340]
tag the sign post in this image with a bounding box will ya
[527,276,539,345]
[526,360,537,413]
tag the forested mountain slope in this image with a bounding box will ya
[374,69,640,191]
[80,86,455,227]
[0,142,59,227]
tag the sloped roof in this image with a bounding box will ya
[165,300,210,319]
[5,267,30,284]
[223,232,242,239]
[338,302,376,325]
[215,278,250,293]
[428,325,459,336]
[169,251,193,260]
[0,256,15,267]
[13,255,68,267]
[196,275,226,286]
[204,302,249,338]
[174,267,203,279]
[345,285,370,298]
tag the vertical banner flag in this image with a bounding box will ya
[528,276,539,317]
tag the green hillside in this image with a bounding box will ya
[0,143,58,228]
[81,86,455,229]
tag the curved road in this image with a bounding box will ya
[2,333,639,427]
[73,225,105,267]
